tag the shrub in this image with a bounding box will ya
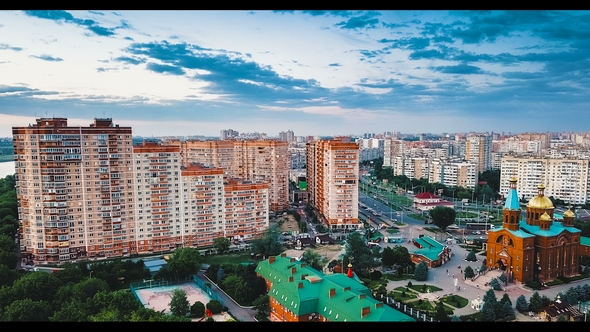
[206,300,223,314]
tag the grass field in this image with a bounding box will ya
[203,252,260,266]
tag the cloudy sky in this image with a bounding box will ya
[1,10,589,137]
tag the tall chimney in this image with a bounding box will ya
[329,288,336,298]
[361,307,370,318]
[269,256,276,264]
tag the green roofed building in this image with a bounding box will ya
[256,253,415,322]
[410,236,451,268]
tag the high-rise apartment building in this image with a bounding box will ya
[13,118,135,263]
[220,129,239,140]
[499,155,590,204]
[13,118,270,265]
[428,159,477,189]
[306,140,360,230]
[466,133,492,173]
[166,139,289,211]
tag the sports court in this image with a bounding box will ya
[135,282,212,314]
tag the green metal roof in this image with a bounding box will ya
[580,236,590,247]
[519,220,581,237]
[411,236,445,261]
[258,255,415,322]
[489,226,535,239]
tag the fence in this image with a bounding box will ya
[129,276,203,304]
[193,274,225,307]
[385,296,438,322]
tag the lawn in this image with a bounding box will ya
[409,284,442,293]
[407,299,435,311]
[386,229,400,234]
[440,294,469,308]
[385,273,413,281]
[389,290,418,301]
[203,252,260,266]
[409,214,426,221]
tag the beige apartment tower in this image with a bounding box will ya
[306,140,360,230]
[13,118,135,264]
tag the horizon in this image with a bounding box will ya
[1,10,590,137]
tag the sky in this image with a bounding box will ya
[1,10,590,138]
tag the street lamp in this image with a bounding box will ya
[89,270,93,278]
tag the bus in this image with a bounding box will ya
[465,223,495,231]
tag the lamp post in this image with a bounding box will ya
[89,270,93,278]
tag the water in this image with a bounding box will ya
[0,161,15,178]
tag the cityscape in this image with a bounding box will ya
[1,10,590,322]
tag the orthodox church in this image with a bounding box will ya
[486,177,581,284]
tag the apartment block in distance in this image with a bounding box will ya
[167,139,289,211]
[223,178,269,242]
[466,133,492,173]
[500,155,590,204]
[13,118,135,264]
[306,140,360,230]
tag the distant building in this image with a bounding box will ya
[410,236,451,268]
[412,192,454,211]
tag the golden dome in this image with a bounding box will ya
[563,209,575,218]
[539,212,551,221]
[527,196,554,209]
[509,177,518,182]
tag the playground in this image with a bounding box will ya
[135,282,214,315]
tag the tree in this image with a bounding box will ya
[343,232,379,277]
[451,315,462,322]
[213,237,231,254]
[169,289,190,317]
[489,278,502,291]
[11,271,62,303]
[480,300,496,322]
[498,273,507,285]
[382,245,412,270]
[413,261,428,281]
[251,226,282,258]
[2,299,52,322]
[50,300,91,322]
[464,266,475,279]
[565,286,581,304]
[434,302,449,322]
[302,249,327,271]
[515,295,529,313]
[465,249,477,262]
[502,301,516,321]
[252,294,270,319]
[528,292,542,313]
[0,264,19,288]
[167,247,203,279]
[0,234,17,269]
[430,206,456,233]
[206,300,223,314]
[88,308,123,322]
[222,275,250,304]
[500,293,512,307]
[191,301,205,318]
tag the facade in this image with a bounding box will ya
[256,254,415,322]
[167,139,289,211]
[428,159,477,189]
[486,177,581,284]
[223,178,269,242]
[499,155,590,204]
[13,118,270,265]
[466,133,492,173]
[306,140,361,230]
[412,192,454,211]
[13,118,135,263]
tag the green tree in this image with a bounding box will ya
[213,237,231,254]
[480,300,496,322]
[430,206,456,233]
[11,271,62,303]
[2,299,52,322]
[498,273,507,285]
[0,234,17,269]
[464,266,475,279]
[302,249,327,271]
[343,232,379,277]
[0,264,19,288]
[89,308,123,322]
[515,295,529,313]
[434,302,449,322]
[413,261,428,281]
[72,277,110,302]
[167,247,203,279]
[502,301,516,321]
[191,301,205,318]
[528,292,542,313]
[465,249,477,262]
[451,315,462,322]
[50,300,90,322]
[222,275,250,304]
[382,245,413,270]
[169,289,190,317]
[92,289,141,319]
[500,293,512,307]
[206,300,224,314]
[489,278,502,291]
[252,294,270,319]
[252,226,282,258]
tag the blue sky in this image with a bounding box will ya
[1,10,589,137]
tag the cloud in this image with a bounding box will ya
[328,63,341,67]
[431,64,484,75]
[274,10,355,18]
[96,67,117,72]
[23,10,129,37]
[335,11,381,30]
[145,62,186,75]
[88,11,104,16]
[386,37,431,50]
[0,43,23,51]
[113,56,146,65]
[29,54,63,62]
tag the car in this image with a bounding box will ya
[474,231,481,235]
